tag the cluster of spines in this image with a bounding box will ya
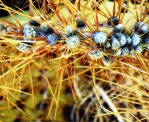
[0,0,149,66]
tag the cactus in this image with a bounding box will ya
[0,0,149,121]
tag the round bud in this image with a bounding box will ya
[114,24,124,33]
[65,25,75,35]
[108,17,118,26]
[113,49,122,56]
[131,34,141,47]
[135,22,148,34]
[17,43,30,52]
[93,31,107,44]
[39,22,53,37]
[121,2,128,13]
[134,44,144,53]
[116,33,126,46]
[88,49,103,59]
[77,21,85,28]
[47,34,58,45]
[143,32,149,44]
[66,36,80,48]
[110,36,120,50]
[144,37,149,44]
[23,24,38,37]
[126,36,131,45]
[121,47,129,56]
